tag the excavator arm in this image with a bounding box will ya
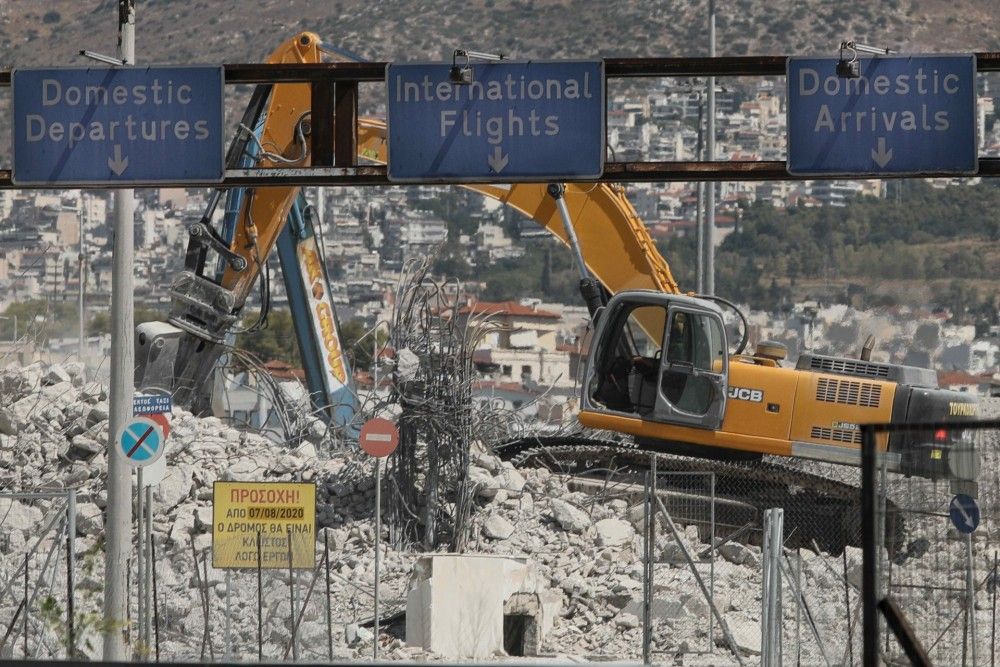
[356,119,680,297]
[138,31,681,418]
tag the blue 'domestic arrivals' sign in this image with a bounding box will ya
[386,61,605,182]
[12,66,224,185]
[787,55,977,176]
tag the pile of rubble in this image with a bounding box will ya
[1,362,997,663]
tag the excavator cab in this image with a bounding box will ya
[582,291,729,430]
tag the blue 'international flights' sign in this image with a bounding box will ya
[787,55,977,176]
[12,66,225,185]
[386,61,605,182]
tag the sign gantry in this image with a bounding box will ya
[1,53,999,188]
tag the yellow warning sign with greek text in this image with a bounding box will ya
[212,481,316,570]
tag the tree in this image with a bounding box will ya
[431,241,472,279]
[235,310,297,365]
[86,307,166,336]
[339,318,388,369]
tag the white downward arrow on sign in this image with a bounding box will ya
[953,498,974,527]
[108,144,129,176]
[487,145,509,173]
[871,137,893,168]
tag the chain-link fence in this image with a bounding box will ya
[558,458,874,665]
[877,420,1000,665]
[0,491,77,660]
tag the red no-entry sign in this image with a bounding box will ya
[359,418,399,457]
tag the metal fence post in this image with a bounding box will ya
[66,490,76,658]
[642,469,652,665]
[992,551,997,667]
[761,508,784,667]
[709,472,716,654]
[861,425,878,667]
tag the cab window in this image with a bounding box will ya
[661,311,725,415]
[590,304,666,415]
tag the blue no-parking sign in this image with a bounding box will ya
[117,416,166,468]
[787,55,977,175]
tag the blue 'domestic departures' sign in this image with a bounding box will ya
[133,393,173,416]
[949,493,980,534]
[787,55,977,176]
[117,416,166,468]
[386,61,604,182]
[12,66,224,185]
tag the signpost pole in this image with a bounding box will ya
[144,485,153,654]
[325,530,333,660]
[224,569,232,661]
[287,529,298,661]
[374,457,381,661]
[256,531,263,663]
[136,468,144,659]
[103,1,136,659]
[358,417,398,660]
[78,209,85,364]
[968,533,978,666]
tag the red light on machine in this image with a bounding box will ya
[934,428,948,442]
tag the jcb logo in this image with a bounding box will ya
[728,386,763,403]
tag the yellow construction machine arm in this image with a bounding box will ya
[219,32,326,305]
[357,119,681,297]
[214,31,679,323]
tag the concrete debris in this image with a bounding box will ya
[719,541,758,567]
[0,498,42,531]
[722,612,761,656]
[615,612,640,629]
[594,518,634,547]
[345,622,373,645]
[75,502,104,536]
[483,513,515,540]
[43,364,72,386]
[622,597,689,621]
[0,363,993,663]
[549,498,591,532]
[395,347,420,382]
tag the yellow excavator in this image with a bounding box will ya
[138,32,981,552]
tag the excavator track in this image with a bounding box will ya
[495,435,907,558]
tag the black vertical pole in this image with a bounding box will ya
[202,551,214,662]
[844,546,854,665]
[861,425,877,667]
[23,553,28,658]
[885,542,893,656]
[151,537,160,663]
[287,527,296,660]
[641,469,651,665]
[66,525,74,658]
[325,530,333,661]
[257,530,263,663]
[992,550,998,667]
